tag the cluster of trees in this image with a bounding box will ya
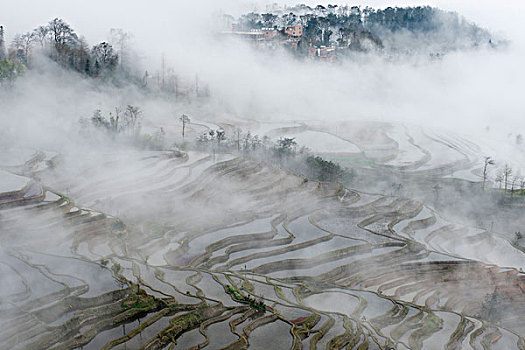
[482,156,525,196]
[195,127,267,153]
[2,18,130,81]
[85,105,167,150]
[233,5,494,54]
[494,163,524,195]
[88,105,143,135]
[305,155,345,182]
[1,19,212,98]
[194,127,298,158]
[190,122,350,183]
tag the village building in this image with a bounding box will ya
[309,46,336,62]
[262,28,278,41]
[284,25,303,38]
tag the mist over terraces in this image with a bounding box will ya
[1,1,525,350]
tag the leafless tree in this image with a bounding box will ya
[511,174,521,197]
[495,173,503,189]
[482,156,495,191]
[20,32,35,64]
[179,114,190,139]
[235,128,242,151]
[503,164,513,193]
[243,131,252,151]
[108,28,132,71]
[124,105,142,135]
[110,107,122,133]
[33,25,49,48]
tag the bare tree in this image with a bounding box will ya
[33,25,49,48]
[179,114,190,139]
[20,32,35,64]
[495,173,503,189]
[124,105,142,135]
[503,164,513,193]
[511,174,521,197]
[235,128,242,152]
[110,107,122,133]
[482,156,495,191]
[216,129,226,149]
[242,131,252,151]
[108,28,132,72]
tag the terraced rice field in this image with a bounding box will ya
[1,143,524,349]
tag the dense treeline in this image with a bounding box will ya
[233,5,495,54]
[192,126,352,182]
[0,19,208,96]
[0,18,132,85]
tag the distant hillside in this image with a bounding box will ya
[226,5,500,57]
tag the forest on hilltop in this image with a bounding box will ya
[230,5,497,55]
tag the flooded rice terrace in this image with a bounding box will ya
[2,120,525,349]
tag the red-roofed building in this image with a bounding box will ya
[285,25,303,38]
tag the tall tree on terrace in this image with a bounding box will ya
[124,105,142,135]
[179,114,190,139]
[234,128,242,152]
[502,164,513,193]
[216,129,226,150]
[482,156,495,191]
[510,175,521,196]
[275,137,297,159]
[110,107,122,133]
